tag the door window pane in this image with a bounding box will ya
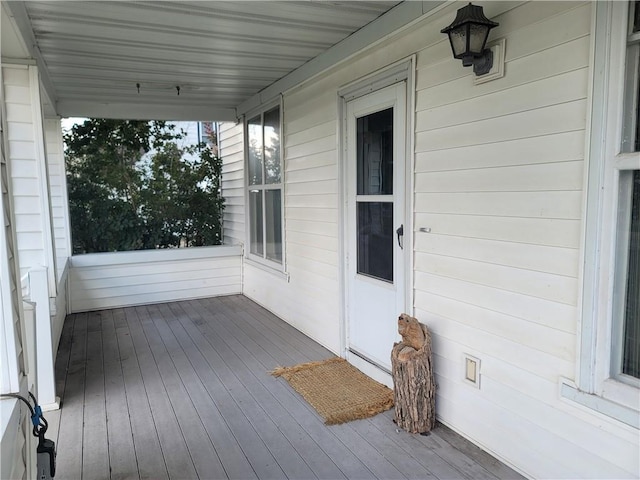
[264,107,281,184]
[357,202,393,282]
[249,190,263,256]
[247,115,263,185]
[265,189,282,262]
[357,108,393,195]
[622,170,640,379]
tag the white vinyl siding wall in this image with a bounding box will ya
[218,1,639,478]
[219,122,245,246]
[3,65,56,290]
[69,246,242,312]
[414,2,636,478]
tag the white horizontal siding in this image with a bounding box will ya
[0,400,26,480]
[243,262,340,352]
[226,2,638,478]
[3,65,46,281]
[0,376,31,480]
[413,2,637,479]
[219,122,245,246]
[69,245,242,312]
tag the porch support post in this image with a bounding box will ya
[29,268,59,410]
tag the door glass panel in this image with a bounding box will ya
[265,189,282,262]
[264,107,281,184]
[247,115,263,185]
[357,108,394,195]
[249,190,263,256]
[357,202,393,282]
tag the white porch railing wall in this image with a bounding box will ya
[20,267,60,410]
[69,245,243,312]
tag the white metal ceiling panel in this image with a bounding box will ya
[6,1,400,120]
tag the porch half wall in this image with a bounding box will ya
[68,245,242,312]
[219,1,639,479]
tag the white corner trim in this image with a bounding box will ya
[29,66,58,297]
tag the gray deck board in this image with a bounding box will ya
[119,307,169,480]
[184,300,378,480]
[178,301,376,480]
[81,322,110,479]
[53,295,525,480]
[102,308,140,480]
[182,300,343,480]
[132,304,200,480]
[55,311,87,479]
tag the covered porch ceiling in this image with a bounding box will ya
[1,1,441,122]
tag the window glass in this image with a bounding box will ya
[622,170,640,379]
[264,107,281,184]
[249,190,263,256]
[357,108,393,196]
[357,202,393,282]
[617,1,640,381]
[246,106,283,265]
[265,189,282,262]
[248,115,263,185]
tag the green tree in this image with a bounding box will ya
[65,119,224,253]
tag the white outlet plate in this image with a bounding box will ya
[463,354,481,388]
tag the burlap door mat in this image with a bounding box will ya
[271,357,393,425]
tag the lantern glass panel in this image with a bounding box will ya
[469,24,490,54]
[449,25,469,58]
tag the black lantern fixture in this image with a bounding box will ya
[441,3,499,76]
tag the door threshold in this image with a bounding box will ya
[347,348,393,388]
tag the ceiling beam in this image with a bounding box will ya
[236,1,445,118]
[56,100,237,122]
[4,1,58,109]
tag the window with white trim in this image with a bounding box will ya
[615,0,640,385]
[568,1,640,427]
[246,105,283,265]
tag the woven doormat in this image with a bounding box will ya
[271,357,393,425]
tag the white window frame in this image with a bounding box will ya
[243,98,286,273]
[562,1,640,429]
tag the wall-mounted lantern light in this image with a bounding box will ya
[440,3,499,76]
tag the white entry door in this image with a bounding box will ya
[345,82,407,373]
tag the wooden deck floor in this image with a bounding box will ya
[46,295,523,480]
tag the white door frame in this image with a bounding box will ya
[337,58,415,386]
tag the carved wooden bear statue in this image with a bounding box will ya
[392,313,435,433]
[397,313,426,350]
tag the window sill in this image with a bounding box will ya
[244,256,289,282]
[560,379,639,429]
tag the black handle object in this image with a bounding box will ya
[396,224,404,249]
[37,436,56,479]
[0,392,56,478]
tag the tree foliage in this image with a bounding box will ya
[65,119,224,254]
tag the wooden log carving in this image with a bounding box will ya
[391,314,436,434]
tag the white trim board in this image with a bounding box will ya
[70,244,242,268]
